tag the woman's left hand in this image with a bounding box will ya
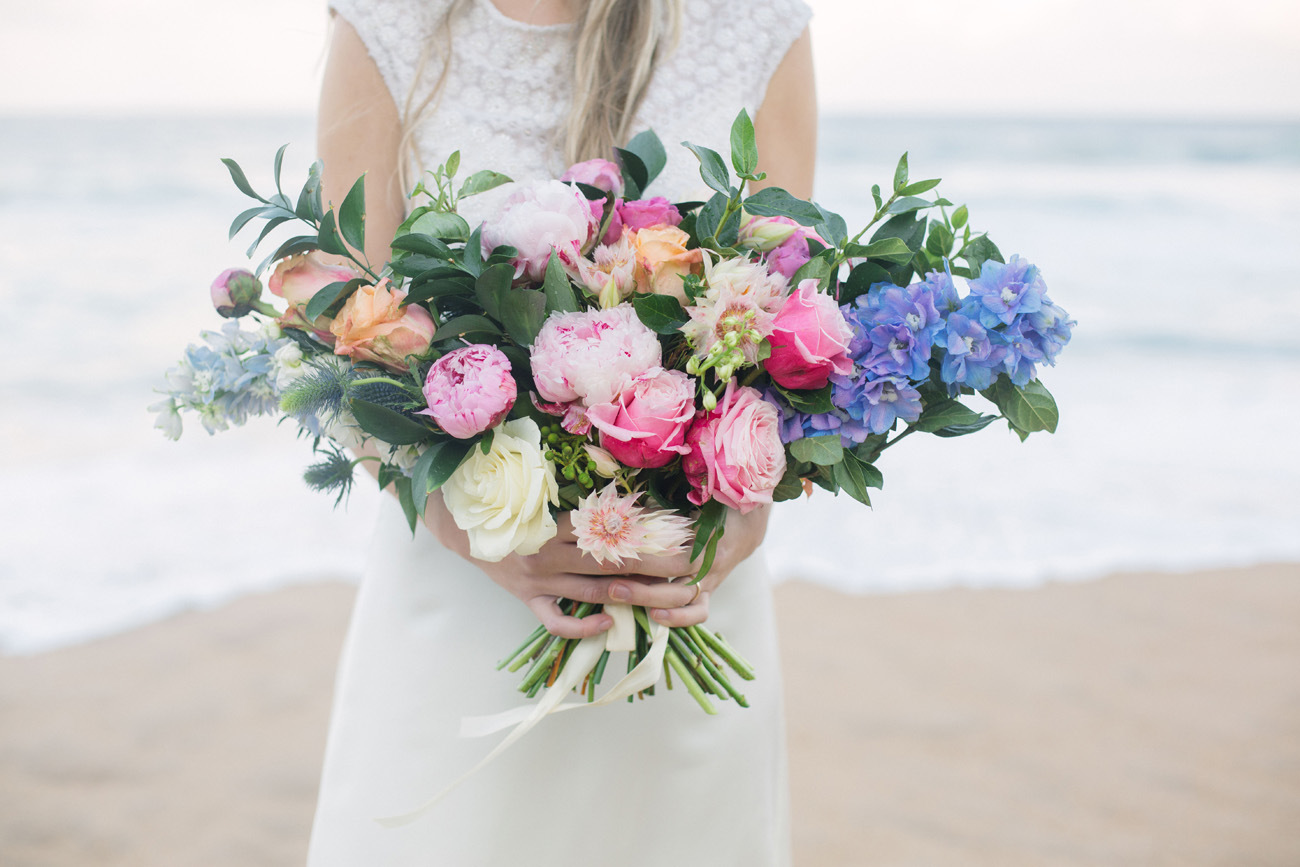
[641,504,771,629]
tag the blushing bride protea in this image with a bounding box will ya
[571,484,693,568]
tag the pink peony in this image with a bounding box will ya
[529,306,662,408]
[329,281,435,373]
[602,196,683,245]
[683,380,787,513]
[571,484,694,568]
[587,369,695,469]
[560,158,624,197]
[210,268,262,318]
[763,279,855,389]
[480,180,599,282]
[418,345,517,439]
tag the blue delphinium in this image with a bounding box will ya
[842,279,944,381]
[830,371,923,436]
[966,255,1047,328]
[763,388,871,447]
[939,310,1007,390]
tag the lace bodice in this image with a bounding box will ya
[328,0,811,222]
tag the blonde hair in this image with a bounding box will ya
[399,0,682,189]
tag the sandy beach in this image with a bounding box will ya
[1,565,1297,866]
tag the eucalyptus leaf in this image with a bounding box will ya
[221,157,263,202]
[245,215,292,258]
[228,206,265,240]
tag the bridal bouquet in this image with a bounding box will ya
[155,111,1074,717]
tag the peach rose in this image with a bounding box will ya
[631,225,703,303]
[268,252,358,342]
[330,281,435,373]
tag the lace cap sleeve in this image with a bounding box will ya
[679,0,813,115]
[328,0,445,112]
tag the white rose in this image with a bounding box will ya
[442,418,559,562]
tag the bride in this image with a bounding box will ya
[308,0,814,863]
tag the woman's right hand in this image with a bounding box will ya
[422,490,701,639]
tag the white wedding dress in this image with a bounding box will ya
[308,1,811,864]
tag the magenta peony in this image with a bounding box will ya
[683,380,787,513]
[480,180,598,282]
[529,306,662,408]
[560,158,624,197]
[418,345,517,439]
[763,279,855,389]
[587,369,695,469]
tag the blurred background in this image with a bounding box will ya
[2,0,1297,654]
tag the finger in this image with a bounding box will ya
[649,590,710,628]
[526,596,613,639]
[605,577,698,609]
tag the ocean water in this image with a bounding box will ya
[2,115,1298,655]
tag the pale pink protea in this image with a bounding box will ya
[681,282,777,366]
[571,484,693,568]
[701,255,789,313]
[575,232,637,307]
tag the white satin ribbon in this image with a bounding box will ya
[375,602,668,828]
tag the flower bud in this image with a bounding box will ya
[211,269,263,318]
[702,390,718,411]
[598,275,622,310]
[738,213,800,252]
[583,444,621,478]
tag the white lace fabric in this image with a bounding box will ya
[327,0,812,221]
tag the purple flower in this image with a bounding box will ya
[763,388,869,447]
[830,372,923,435]
[842,279,944,382]
[940,311,1007,390]
[967,255,1047,328]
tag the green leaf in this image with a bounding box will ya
[952,205,969,229]
[963,235,1004,276]
[833,452,872,506]
[499,289,547,347]
[789,435,843,467]
[412,438,473,497]
[409,209,471,241]
[614,147,649,195]
[228,206,265,240]
[982,377,1059,435]
[295,160,324,221]
[316,210,347,256]
[394,476,418,534]
[742,186,822,226]
[433,314,502,342]
[458,170,512,198]
[631,293,688,334]
[304,278,359,322]
[349,398,432,445]
[858,459,884,489]
[845,237,913,264]
[842,262,892,303]
[257,235,318,277]
[791,251,833,287]
[772,464,806,503]
[925,220,954,259]
[682,141,731,196]
[445,150,461,178]
[462,226,484,276]
[391,232,455,261]
[887,196,938,216]
[729,109,759,177]
[337,174,367,252]
[244,214,292,258]
[542,251,579,314]
[221,157,263,202]
[913,400,983,433]
[474,262,514,321]
[624,130,667,187]
[814,204,848,247]
[272,143,289,194]
[931,415,999,438]
[694,192,728,241]
[892,152,909,193]
[898,178,941,196]
[775,383,833,414]
[478,428,494,454]
[689,500,727,576]
[871,184,883,212]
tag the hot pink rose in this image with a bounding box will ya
[763,279,855,389]
[602,197,683,245]
[480,180,599,282]
[329,281,435,373]
[683,380,787,513]
[560,158,624,197]
[418,345,517,439]
[587,369,695,468]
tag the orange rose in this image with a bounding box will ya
[631,226,703,303]
[330,281,436,373]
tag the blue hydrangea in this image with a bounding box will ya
[967,255,1047,328]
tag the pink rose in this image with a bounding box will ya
[329,281,435,373]
[561,158,624,197]
[764,222,826,280]
[529,306,662,408]
[763,279,855,389]
[602,197,683,245]
[480,180,599,282]
[267,253,358,341]
[587,369,695,469]
[683,380,787,514]
[418,345,517,439]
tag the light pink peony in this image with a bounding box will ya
[602,196,683,245]
[480,180,599,282]
[418,345,517,439]
[560,158,624,197]
[587,368,695,469]
[571,483,693,568]
[529,306,662,408]
[763,279,855,389]
[683,380,787,513]
[329,281,435,373]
